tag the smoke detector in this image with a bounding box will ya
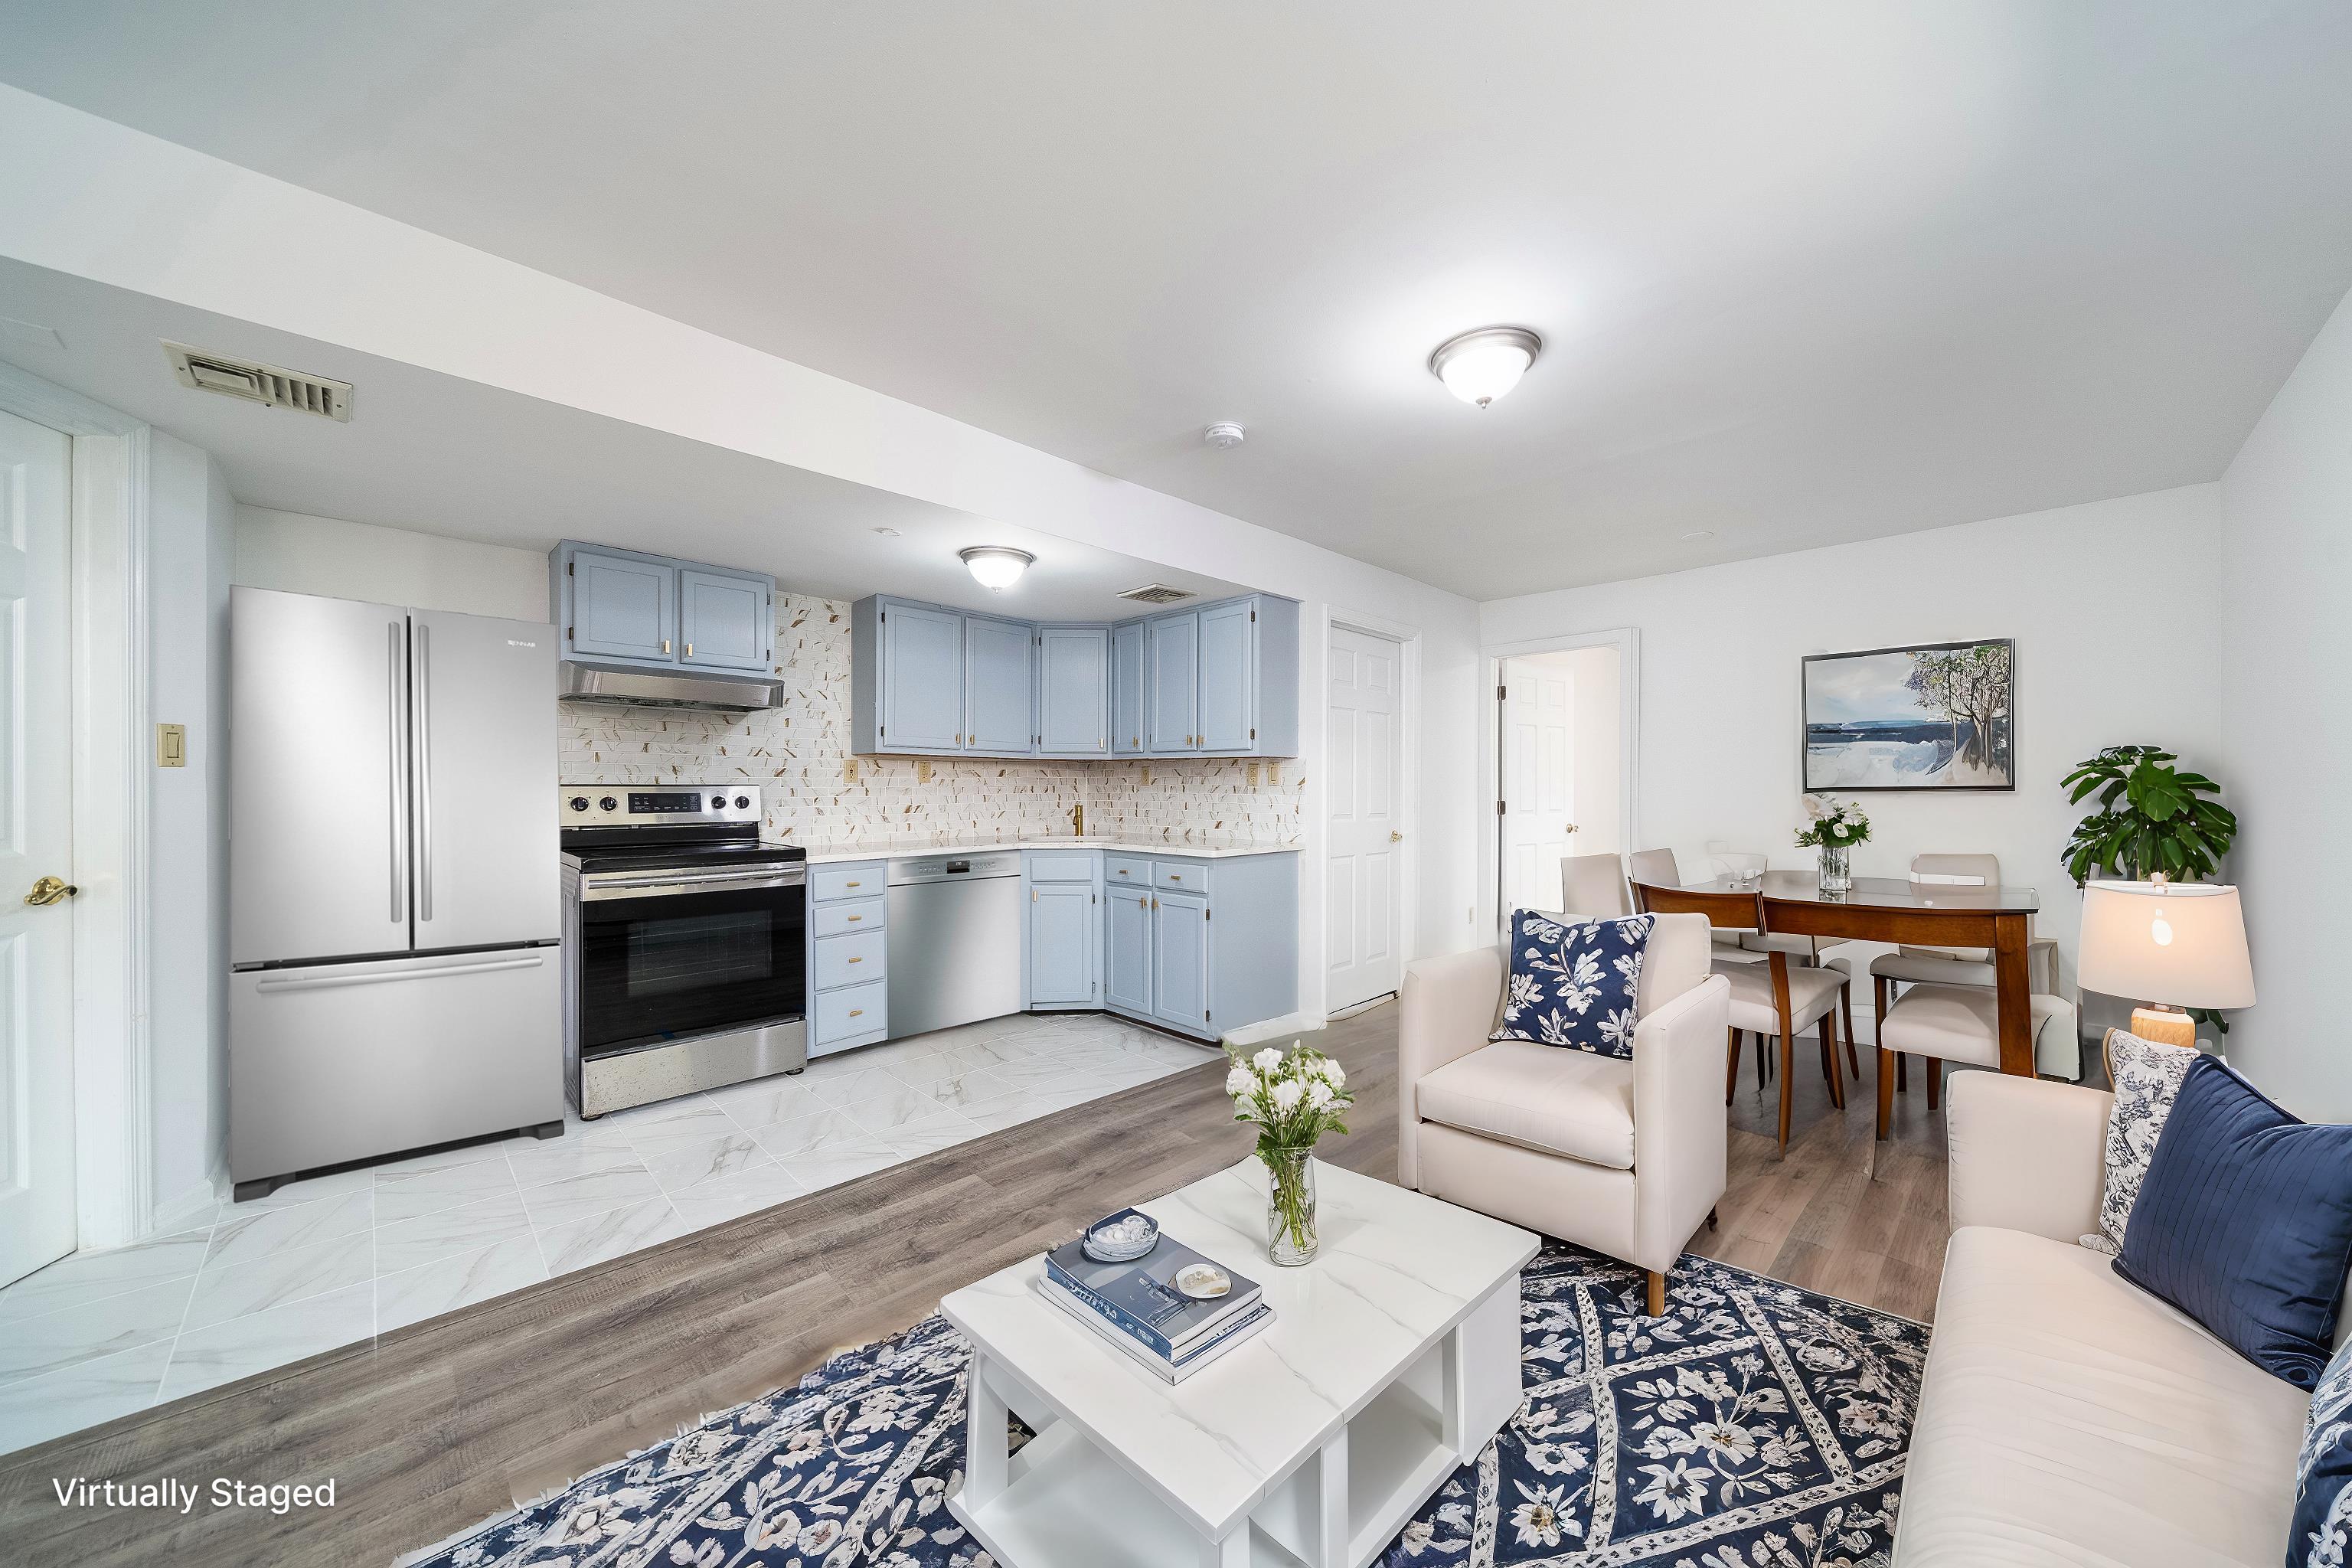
[1116,584,1194,606]
[1203,422,1246,449]
[164,341,352,421]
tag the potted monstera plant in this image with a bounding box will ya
[2061,743,2242,1032]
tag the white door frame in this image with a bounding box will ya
[1481,628,1640,942]
[1318,604,1418,1019]
[0,362,153,1250]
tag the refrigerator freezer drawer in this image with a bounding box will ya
[230,949,562,1184]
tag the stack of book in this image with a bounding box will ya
[1040,1210,1271,1383]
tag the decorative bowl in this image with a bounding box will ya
[1709,852,1769,887]
[1081,1214,1160,1263]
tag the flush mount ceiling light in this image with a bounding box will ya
[960,545,1034,592]
[1428,325,1543,409]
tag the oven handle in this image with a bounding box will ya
[580,867,808,900]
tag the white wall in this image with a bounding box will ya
[145,430,234,1226]
[235,505,545,621]
[2219,283,2352,1119]
[0,87,1486,1019]
[1480,484,2230,1037]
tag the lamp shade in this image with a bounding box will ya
[2077,880,2256,1010]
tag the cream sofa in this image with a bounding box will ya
[1897,1070,2310,1566]
[1397,912,1731,1315]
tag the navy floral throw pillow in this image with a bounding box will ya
[1492,910,1654,1059]
[2292,1337,2352,1566]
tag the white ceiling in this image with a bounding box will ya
[3,3,2351,599]
[0,259,1250,622]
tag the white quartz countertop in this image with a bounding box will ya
[797,838,1300,864]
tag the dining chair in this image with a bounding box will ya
[1559,852,1633,918]
[1633,880,1847,1153]
[1867,853,2063,1103]
[1874,982,2080,1138]
[1628,848,1756,962]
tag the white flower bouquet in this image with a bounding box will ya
[1225,1042,1352,1264]
[1793,793,1871,850]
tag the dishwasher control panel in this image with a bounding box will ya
[888,853,1022,884]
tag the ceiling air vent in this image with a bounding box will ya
[164,341,352,422]
[1116,584,1193,606]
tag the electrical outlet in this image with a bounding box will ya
[842,756,861,784]
[916,759,933,785]
[1268,763,1283,786]
[1246,762,1262,788]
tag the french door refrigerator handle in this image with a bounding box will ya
[387,619,407,923]
[415,621,433,923]
[253,953,546,993]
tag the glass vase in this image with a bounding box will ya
[1818,843,1852,893]
[1263,1148,1318,1266]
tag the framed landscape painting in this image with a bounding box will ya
[1801,639,2014,791]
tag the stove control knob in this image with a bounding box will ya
[733,795,750,809]
[568,795,590,812]
[599,796,618,812]
[710,795,727,809]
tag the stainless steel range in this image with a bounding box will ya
[560,785,807,1117]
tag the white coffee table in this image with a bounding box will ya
[942,1159,1538,1568]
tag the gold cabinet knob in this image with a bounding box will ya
[24,875,77,906]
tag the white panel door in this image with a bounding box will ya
[1501,658,1576,913]
[0,410,75,1287]
[1325,626,1402,1012]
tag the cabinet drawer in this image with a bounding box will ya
[812,864,884,903]
[812,897,885,937]
[1026,852,1096,884]
[812,980,887,1045]
[1152,860,1209,893]
[1105,855,1151,886]
[812,928,886,990]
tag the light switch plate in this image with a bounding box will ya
[155,723,186,767]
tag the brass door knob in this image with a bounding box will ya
[25,876,77,906]
[1390,831,1403,842]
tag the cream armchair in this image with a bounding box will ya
[1398,913,1730,1316]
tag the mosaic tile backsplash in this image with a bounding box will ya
[559,595,1303,850]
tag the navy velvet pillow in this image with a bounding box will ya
[2290,1338,2352,1566]
[2112,1055,2352,1390]
[1491,910,1652,1060]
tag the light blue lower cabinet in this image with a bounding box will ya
[1150,891,1210,1033]
[808,860,890,1056]
[1027,884,1097,1007]
[1105,884,1153,1016]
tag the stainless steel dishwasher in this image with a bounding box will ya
[886,852,1024,1038]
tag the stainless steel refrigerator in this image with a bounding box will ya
[229,586,564,1198]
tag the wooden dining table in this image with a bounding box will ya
[1678,870,2044,1076]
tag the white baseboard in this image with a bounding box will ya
[149,1161,226,1240]
[1221,1011,1321,1049]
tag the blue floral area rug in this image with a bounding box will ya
[400,1246,1928,1568]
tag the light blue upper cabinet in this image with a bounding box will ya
[848,591,1298,758]
[566,547,675,662]
[964,614,1035,753]
[1037,626,1108,755]
[1146,612,1200,752]
[1197,599,1254,751]
[1111,620,1147,755]
[1027,883,1096,1005]
[1151,891,1211,1032]
[880,602,967,752]
[1105,883,1152,1015]
[676,568,771,672]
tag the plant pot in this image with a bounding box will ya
[1818,844,1852,893]
[1262,1148,1318,1266]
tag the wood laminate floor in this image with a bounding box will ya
[1,1003,1954,1568]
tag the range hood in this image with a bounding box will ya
[560,657,784,712]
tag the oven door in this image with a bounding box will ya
[575,865,806,1057]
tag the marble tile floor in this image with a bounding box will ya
[0,1012,1222,1455]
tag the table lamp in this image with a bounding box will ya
[2076,878,2256,1049]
